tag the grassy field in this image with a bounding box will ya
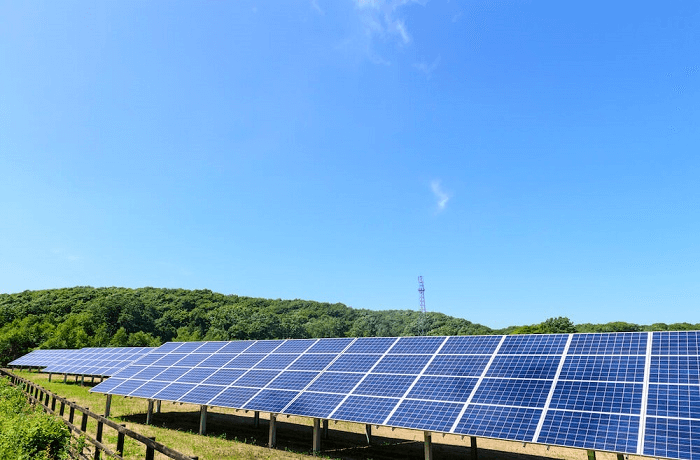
[11,370,646,460]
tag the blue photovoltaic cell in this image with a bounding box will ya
[173,342,206,353]
[407,376,477,403]
[203,369,246,386]
[646,384,700,418]
[181,384,225,404]
[194,342,227,353]
[650,356,700,384]
[653,331,700,356]
[153,383,197,401]
[9,349,77,367]
[288,354,337,371]
[346,337,397,354]
[471,378,551,408]
[487,355,561,379]
[155,343,183,353]
[153,367,190,382]
[332,396,399,424]
[268,371,319,390]
[218,341,255,353]
[132,366,168,380]
[327,354,380,373]
[307,372,365,394]
[499,334,568,355]
[254,354,300,369]
[112,366,145,378]
[130,381,170,398]
[244,389,298,412]
[307,338,354,353]
[244,340,284,353]
[234,370,281,387]
[559,355,646,382]
[283,392,345,418]
[91,378,126,393]
[111,379,147,396]
[198,354,237,368]
[424,355,491,377]
[388,399,463,432]
[644,417,700,460]
[153,354,187,366]
[209,387,259,408]
[568,333,647,355]
[390,336,445,354]
[353,374,415,398]
[175,354,211,367]
[538,411,639,454]
[274,339,316,353]
[439,336,502,355]
[133,353,164,365]
[454,405,542,441]
[550,381,643,414]
[177,368,216,384]
[373,355,431,374]
[225,354,266,368]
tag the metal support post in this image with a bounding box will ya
[48,373,52,382]
[424,431,433,460]
[146,400,154,425]
[322,419,329,439]
[104,394,112,417]
[81,375,85,386]
[254,411,260,428]
[616,455,625,460]
[63,374,67,383]
[269,414,277,448]
[365,424,372,445]
[199,405,207,435]
[470,436,478,460]
[312,418,321,454]
[156,400,161,413]
[587,451,596,460]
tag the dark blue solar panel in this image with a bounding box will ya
[407,376,477,403]
[332,396,399,424]
[224,354,266,369]
[174,342,207,353]
[180,384,225,404]
[373,355,431,374]
[283,392,345,418]
[245,389,298,412]
[307,338,354,353]
[133,353,165,365]
[487,355,561,379]
[203,369,246,386]
[175,354,211,367]
[177,368,216,384]
[471,378,551,408]
[288,354,337,371]
[153,367,190,382]
[307,372,365,394]
[388,400,463,432]
[218,341,255,353]
[499,334,568,355]
[439,336,502,355]
[653,331,700,356]
[644,416,700,460]
[268,371,319,390]
[198,354,236,368]
[132,366,168,380]
[568,333,647,355]
[550,381,643,414]
[559,355,646,382]
[647,384,700,418]
[131,381,170,398]
[194,342,227,353]
[353,374,415,398]
[156,343,183,353]
[245,340,284,353]
[650,356,700,384]
[154,383,197,401]
[209,387,259,408]
[233,370,280,387]
[453,405,542,441]
[254,354,300,369]
[390,336,444,354]
[91,378,126,393]
[346,337,397,354]
[112,365,145,378]
[274,339,316,353]
[538,411,639,453]
[111,379,147,396]
[153,354,187,366]
[327,354,380,372]
[424,355,491,377]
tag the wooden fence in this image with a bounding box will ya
[0,369,197,460]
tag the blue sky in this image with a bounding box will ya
[1,1,698,329]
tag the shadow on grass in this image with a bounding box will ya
[118,409,562,460]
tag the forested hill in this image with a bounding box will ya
[1,287,698,366]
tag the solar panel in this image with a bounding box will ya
[41,347,156,376]
[8,349,78,367]
[90,332,700,460]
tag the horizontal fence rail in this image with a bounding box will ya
[0,369,197,460]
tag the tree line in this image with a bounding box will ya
[1,287,698,366]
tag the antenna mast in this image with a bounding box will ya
[418,276,426,335]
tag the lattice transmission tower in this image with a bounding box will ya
[418,276,426,335]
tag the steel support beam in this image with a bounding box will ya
[269,414,277,448]
[424,431,433,460]
[199,405,207,435]
[312,418,321,454]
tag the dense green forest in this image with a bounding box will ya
[1,287,698,366]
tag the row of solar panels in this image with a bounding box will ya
[9,347,155,376]
[8,332,700,460]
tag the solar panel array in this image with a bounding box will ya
[90,332,700,460]
[42,347,156,377]
[8,349,77,367]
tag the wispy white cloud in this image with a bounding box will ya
[310,0,324,15]
[414,55,440,79]
[431,180,451,212]
[352,0,423,55]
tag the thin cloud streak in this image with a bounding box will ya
[431,180,450,212]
